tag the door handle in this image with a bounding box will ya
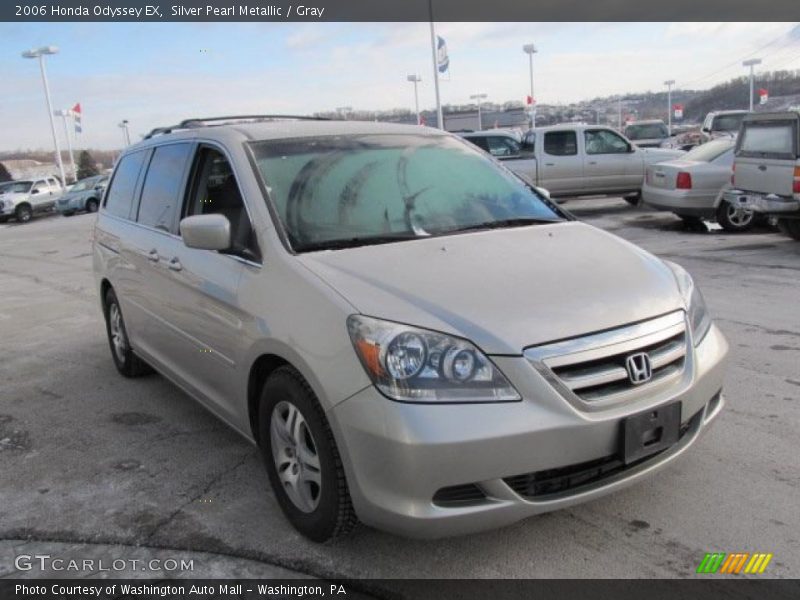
[758,165,767,171]
[168,257,182,272]
[544,162,555,167]
[588,161,598,165]
[147,249,159,262]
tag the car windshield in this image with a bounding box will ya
[625,123,669,140]
[712,114,746,132]
[250,133,563,252]
[683,139,734,162]
[1,181,33,194]
[69,178,95,192]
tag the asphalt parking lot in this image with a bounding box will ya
[0,199,798,583]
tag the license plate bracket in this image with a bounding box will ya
[622,402,681,465]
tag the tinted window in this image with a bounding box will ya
[184,147,260,261]
[624,123,668,140]
[251,133,561,252]
[105,150,146,219]
[544,131,577,156]
[137,143,193,232]
[585,130,630,154]
[466,136,489,152]
[712,114,746,132]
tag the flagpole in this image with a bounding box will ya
[428,0,443,130]
[55,110,76,182]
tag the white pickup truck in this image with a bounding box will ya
[462,125,684,202]
[0,176,64,223]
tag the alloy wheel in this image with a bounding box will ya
[270,400,322,513]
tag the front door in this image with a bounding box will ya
[582,128,641,193]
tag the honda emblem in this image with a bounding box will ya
[625,352,653,385]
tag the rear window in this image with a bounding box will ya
[625,123,668,140]
[738,121,797,159]
[684,139,734,162]
[104,150,147,219]
[712,113,746,132]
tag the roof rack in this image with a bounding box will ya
[143,114,330,140]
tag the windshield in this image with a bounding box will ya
[1,181,33,194]
[250,133,562,252]
[69,178,96,192]
[625,123,669,140]
[712,113,746,132]
[683,139,734,162]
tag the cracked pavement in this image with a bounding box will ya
[0,200,798,583]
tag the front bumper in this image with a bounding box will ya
[56,197,82,213]
[724,189,800,214]
[642,184,717,217]
[330,323,728,538]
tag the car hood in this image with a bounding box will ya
[1,192,29,203]
[297,222,684,355]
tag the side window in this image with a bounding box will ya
[105,150,147,219]
[486,136,520,158]
[137,143,193,233]
[184,147,260,262]
[32,181,48,194]
[585,130,630,155]
[467,136,489,152]
[544,131,578,156]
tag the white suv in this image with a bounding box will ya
[0,176,63,223]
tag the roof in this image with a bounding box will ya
[708,109,749,116]
[743,111,800,122]
[625,119,666,126]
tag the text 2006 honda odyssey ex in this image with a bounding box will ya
[93,117,728,541]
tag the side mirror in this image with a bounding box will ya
[31,189,40,195]
[180,214,231,251]
[701,127,710,134]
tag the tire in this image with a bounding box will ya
[716,201,755,232]
[62,211,75,217]
[623,192,641,206]
[777,218,800,241]
[259,366,357,542]
[15,204,32,224]
[85,198,99,213]
[676,214,707,231]
[103,287,153,378]
[0,216,9,224]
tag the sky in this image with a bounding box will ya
[2,21,799,150]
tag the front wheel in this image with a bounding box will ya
[623,192,641,206]
[15,204,32,223]
[777,218,800,240]
[716,201,755,232]
[85,198,99,213]
[259,366,357,542]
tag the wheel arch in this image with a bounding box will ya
[247,353,291,445]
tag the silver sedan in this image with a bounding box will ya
[642,139,755,232]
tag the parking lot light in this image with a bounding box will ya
[743,58,762,111]
[664,79,676,134]
[22,46,67,186]
[118,120,131,146]
[407,74,422,125]
[523,44,537,128]
[469,93,488,131]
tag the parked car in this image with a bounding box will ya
[0,176,63,223]
[701,110,749,143]
[94,116,727,541]
[724,111,800,240]
[642,139,757,231]
[624,119,670,148]
[56,174,109,216]
[462,125,684,204]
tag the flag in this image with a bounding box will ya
[526,95,535,106]
[72,103,82,133]
[758,89,768,104]
[436,36,449,74]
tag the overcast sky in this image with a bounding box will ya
[2,21,799,150]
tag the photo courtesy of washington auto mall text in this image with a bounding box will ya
[1,0,799,599]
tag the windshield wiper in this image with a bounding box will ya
[437,217,561,235]
[293,232,422,252]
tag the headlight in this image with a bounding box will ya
[666,261,712,345]
[347,315,520,403]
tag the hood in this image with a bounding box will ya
[1,192,30,203]
[297,222,684,355]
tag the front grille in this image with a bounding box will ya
[504,410,700,499]
[552,331,686,402]
[524,311,688,407]
[432,483,486,507]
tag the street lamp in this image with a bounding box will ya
[522,43,537,128]
[54,109,76,182]
[118,120,131,146]
[469,93,488,131]
[407,74,422,125]
[22,46,66,186]
[743,58,762,111]
[664,79,676,133]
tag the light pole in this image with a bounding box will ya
[54,109,76,181]
[522,43,537,128]
[664,79,675,133]
[743,58,762,111]
[22,46,66,186]
[469,93,487,131]
[407,74,422,125]
[118,120,131,146]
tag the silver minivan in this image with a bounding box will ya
[93,117,728,541]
